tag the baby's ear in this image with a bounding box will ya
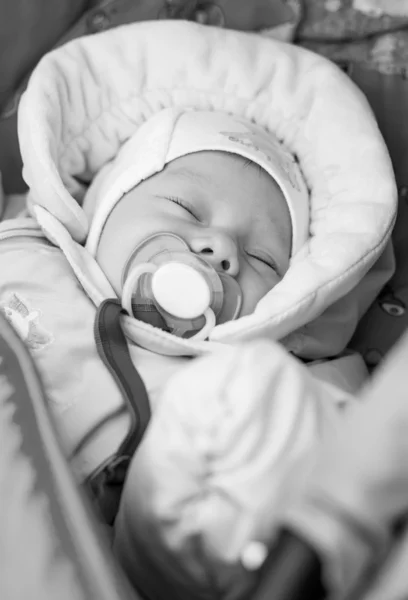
[193,3,225,26]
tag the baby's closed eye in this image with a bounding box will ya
[164,196,200,221]
[246,250,278,273]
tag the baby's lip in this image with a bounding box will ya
[217,273,243,323]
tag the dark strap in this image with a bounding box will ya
[248,529,327,600]
[0,309,138,600]
[94,298,151,457]
[132,302,171,332]
[90,299,151,523]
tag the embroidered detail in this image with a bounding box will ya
[0,293,54,352]
[220,129,301,191]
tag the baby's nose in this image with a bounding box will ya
[190,232,240,277]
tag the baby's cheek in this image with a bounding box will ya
[238,271,274,317]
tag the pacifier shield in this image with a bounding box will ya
[122,233,188,287]
[217,273,243,324]
[151,263,211,319]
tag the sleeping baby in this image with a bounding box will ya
[84,109,307,339]
[1,20,397,600]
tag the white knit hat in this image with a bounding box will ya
[84,108,309,256]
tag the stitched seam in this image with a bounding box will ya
[226,215,397,339]
[57,88,288,157]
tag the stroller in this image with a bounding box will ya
[2,294,408,600]
[2,11,408,600]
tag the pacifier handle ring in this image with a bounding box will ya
[122,263,157,317]
[189,307,216,341]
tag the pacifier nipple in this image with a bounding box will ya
[151,263,211,319]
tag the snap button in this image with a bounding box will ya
[87,9,110,33]
[364,349,383,370]
[241,541,268,571]
[399,186,408,201]
[379,299,406,317]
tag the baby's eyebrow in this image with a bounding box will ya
[166,166,212,188]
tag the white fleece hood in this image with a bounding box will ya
[17,21,397,359]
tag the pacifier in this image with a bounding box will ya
[121,234,243,340]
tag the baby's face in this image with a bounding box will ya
[97,151,292,317]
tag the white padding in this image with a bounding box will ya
[18,21,397,358]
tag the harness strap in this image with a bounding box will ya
[89,299,151,524]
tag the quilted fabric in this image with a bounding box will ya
[17,20,397,358]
